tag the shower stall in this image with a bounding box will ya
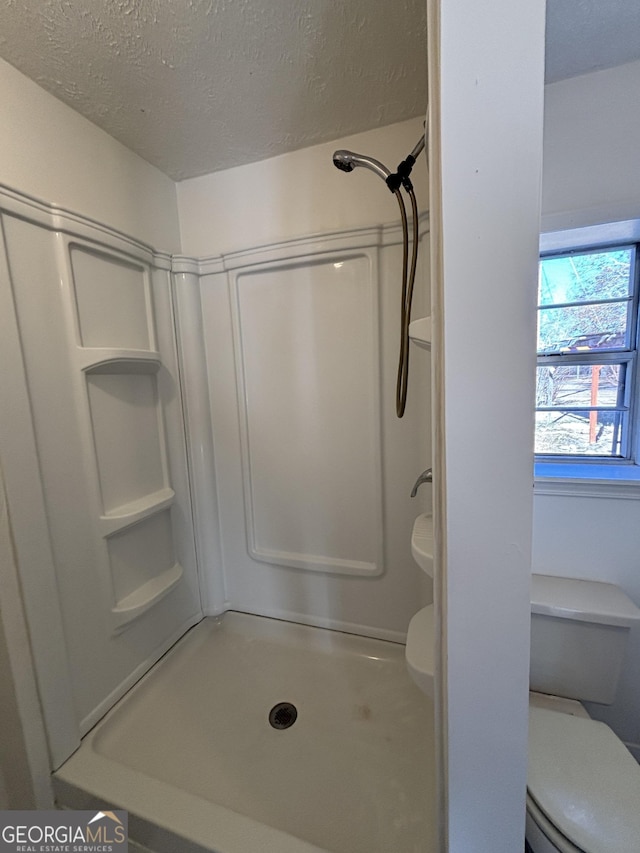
[0,120,436,851]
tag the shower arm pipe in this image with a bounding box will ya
[409,132,426,162]
[386,131,426,193]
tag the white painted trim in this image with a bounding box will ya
[540,218,640,253]
[534,478,640,499]
[426,1,447,848]
[436,0,545,849]
[541,203,640,241]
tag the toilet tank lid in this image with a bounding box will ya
[531,574,640,628]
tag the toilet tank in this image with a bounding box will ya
[530,575,640,705]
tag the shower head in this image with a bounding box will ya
[332,149,391,183]
[334,130,426,193]
[332,151,355,173]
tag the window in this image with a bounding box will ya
[535,243,639,462]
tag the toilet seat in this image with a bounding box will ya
[528,706,640,853]
[526,794,582,853]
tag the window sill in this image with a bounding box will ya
[534,461,640,499]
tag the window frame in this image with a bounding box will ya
[535,223,640,478]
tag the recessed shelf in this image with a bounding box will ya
[405,604,435,697]
[408,316,432,351]
[411,513,434,578]
[111,562,183,634]
[99,488,175,537]
[78,348,161,374]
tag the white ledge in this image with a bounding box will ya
[408,316,432,351]
[111,562,183,633]
[534,463,640,499]
[411,513,434,577]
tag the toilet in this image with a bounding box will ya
[526,574,640,852]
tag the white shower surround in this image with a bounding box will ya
[0,180,431,771]
[174,219,431,631]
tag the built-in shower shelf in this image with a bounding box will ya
[405,604,435,697]
[111,562,183,633]
[411,513,434,578]
[99,488,175,537]
[78,348,161,374]
[408,317,432,351]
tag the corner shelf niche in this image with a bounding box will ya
[79,346,182,633]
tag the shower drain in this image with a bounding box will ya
[269,702,298,730]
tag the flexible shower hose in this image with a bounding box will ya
[393,186,419,418]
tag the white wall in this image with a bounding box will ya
[177,117,427,256]
[435,0,546,850]
[0,57,181,251]
[542,60,640,234]
[535,60,640,755]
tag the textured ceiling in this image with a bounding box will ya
[0,0,427,180]
[545,0,640,84]
[1,1,639,181]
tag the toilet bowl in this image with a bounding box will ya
[526,575,640,853]
[526,701,640,852]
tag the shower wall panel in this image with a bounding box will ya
[194,222,431,640]
[233,254,383,577]
[0,190,201,765]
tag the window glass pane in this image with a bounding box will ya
[534,410,624,457]
[535,364,625,409]
[539,248,632,306]
[537,301,629,353]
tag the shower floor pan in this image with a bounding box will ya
[54,612,436,853]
